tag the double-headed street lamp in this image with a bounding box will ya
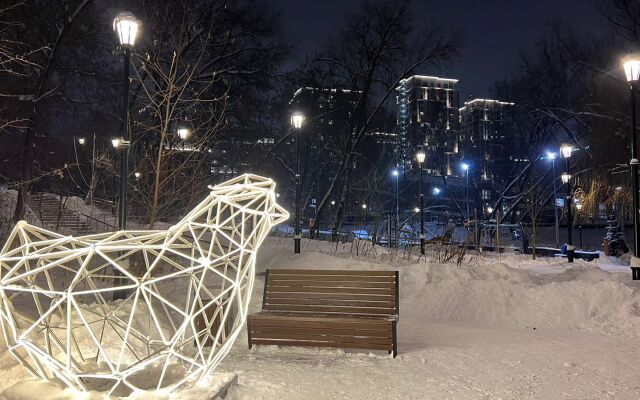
[560,144,574,263]
[416,150,426,254]
[113,12,140,231]
[623,57,640,280]
[291,112,304,254]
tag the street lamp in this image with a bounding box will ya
[391,168,400,247]
[78,137,86,145]
[416,150,426,254]
[291,112,304,254]
[623,56,640,280]
[560,144,574,262]
[546,151,560,248]
[432,187,441,195]
[177,127,191,140]
[113,11,140,233]
[461,162,470,221]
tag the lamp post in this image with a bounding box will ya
[416,150,426,254]
[291,112,304,254]
[461,162,470,221]
[560,144,574,262]
[392,168,399,247]
[113,12,139,231]
[547,151,560,248]
[623,57,640,280]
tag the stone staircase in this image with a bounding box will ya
[30,193,90,235]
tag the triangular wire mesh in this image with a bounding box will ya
[0,174,288,396]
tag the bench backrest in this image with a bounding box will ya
[262,269,399,319]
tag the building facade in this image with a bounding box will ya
[396,75,460,175]
[458,98,516,212]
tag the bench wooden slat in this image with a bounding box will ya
[267,274,395,282]
[250,332,393,345]
[250,325,392,337]
[265,292,393,301]
[265,297,396,308]
[248,268,399,357]
[262,304,394,315]
[266,286,394,295]
[268,269,395,276]
[250,339,392,351]
[268,280,395,289]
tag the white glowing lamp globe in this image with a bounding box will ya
[113,12,140,47]
[361,204,367,209]
[560,145,573,159]
[177,127,190,140]
[561,173,571,184]
[291,112,304,129]
[623,58,640,82]
[111,138,121,148]
[414,207,420,213]
[77,137,86,145]
[486,207,494,214]
[416,150,426,164]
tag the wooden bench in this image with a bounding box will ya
[247,268,399,357]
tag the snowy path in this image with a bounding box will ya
[222,321,640,400]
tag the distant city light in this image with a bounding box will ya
[616,186,623,191]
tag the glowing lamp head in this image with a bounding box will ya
[134,172,141,179]
[576,203,583,210]
[361,204,367,210]
[113,12,140,47]
[560,145,573,159]
[111,138,121,148]
[546,151,556,160]
[616,186,623,191]
[416,150,426,164]
[461,162,470,172]
[433,187,441,195]
[77,137,86,145]
[330,200,336,205]
[414,207,420,213]
[561,173,571,184]
[486,207,494,214]
[177,127,191,140]
[623,57,640,82]
[291,112,304,129]
[392,169,399,177]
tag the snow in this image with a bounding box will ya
[1,237,640,399]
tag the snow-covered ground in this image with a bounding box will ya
[1,238,639,399]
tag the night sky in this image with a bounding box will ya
[271,0,605,100]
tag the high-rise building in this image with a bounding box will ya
[395,75,460,175]
[458,98,516,210]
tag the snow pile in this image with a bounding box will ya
[258,240,640,337]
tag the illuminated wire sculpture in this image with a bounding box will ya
[0,174,288,396]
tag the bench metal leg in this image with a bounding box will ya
[392,321,397,358]
[247,318,252,349]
